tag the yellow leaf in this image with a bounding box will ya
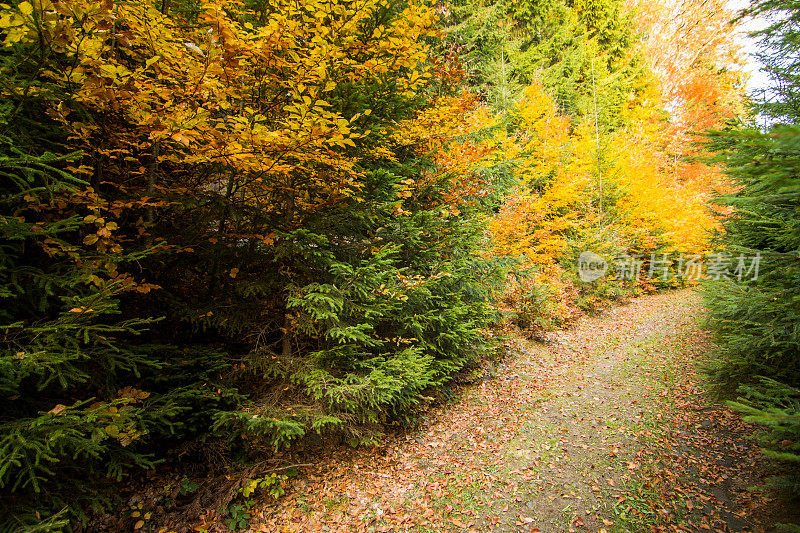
[18,1,32,16]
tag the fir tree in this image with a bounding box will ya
[445,0,648,128]
[704,0,800,501]
[0,135,158,527]
[0,0,505,526]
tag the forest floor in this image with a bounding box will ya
[235,290,794,532]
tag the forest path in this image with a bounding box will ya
[253,290,783,532]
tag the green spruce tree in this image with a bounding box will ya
[704,0,800,502]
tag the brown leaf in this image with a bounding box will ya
[449,518,465,528]
[48,404,67,416]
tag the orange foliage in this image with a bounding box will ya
[4,0,443,237]
[395,92,497,207]
[630,0,745,142]
[487,25,744,330]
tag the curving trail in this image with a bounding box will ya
[252,290,789,532]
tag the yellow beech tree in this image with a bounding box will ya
[0,0,505,527]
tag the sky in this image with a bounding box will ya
[727,0,772,94]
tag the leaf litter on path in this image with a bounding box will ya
[246,290,792,533]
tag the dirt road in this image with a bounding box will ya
[252,290,787,532]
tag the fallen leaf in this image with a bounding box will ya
[449,518,465,528]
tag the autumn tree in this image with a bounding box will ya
[474,0,745,333]
[630,0,746,195]
[0,0,504,527]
